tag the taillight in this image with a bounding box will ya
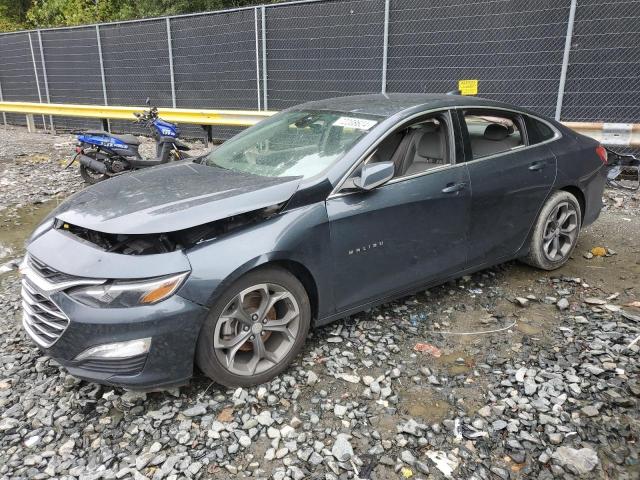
[595,145,608,165]
[75,146,83,154]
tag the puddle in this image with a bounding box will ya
[491,299,556,338]
[400,388,451,423]
[0,200,61,263]
[438,308,511,334]
[436,351,475,375]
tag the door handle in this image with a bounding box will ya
[441,182,468,193]
[529,161,547,171]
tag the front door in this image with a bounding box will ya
[326,111,471,312]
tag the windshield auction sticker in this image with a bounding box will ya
[334,117,378,130]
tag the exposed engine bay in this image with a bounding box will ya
[56,204,284,255]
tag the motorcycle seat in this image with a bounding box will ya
[85,130,141,146]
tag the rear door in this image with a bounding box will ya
[457,108,557,267]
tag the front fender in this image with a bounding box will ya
[178,202,334,317]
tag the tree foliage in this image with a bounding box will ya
[0,0,277,31]
[0,0,31,31]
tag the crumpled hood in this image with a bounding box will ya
[53,161,301,234]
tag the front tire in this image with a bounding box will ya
[523,190,582,270]
[196,267,311,387]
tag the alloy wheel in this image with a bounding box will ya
[213,283,300,376]
[542,201,579,262]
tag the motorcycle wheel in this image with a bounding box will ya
[172,150,190,161]
[79,152,109,185]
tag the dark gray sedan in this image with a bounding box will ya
[20,94,607,388]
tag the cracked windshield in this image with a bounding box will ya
[203,110,379,178]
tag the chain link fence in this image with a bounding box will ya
[0,0,638,142]
[40,26,104,131]
[171,9,261,139]
[562,0,639,123]
[265,0,386,108]
[0,31,45,128]
[387,0,571,118]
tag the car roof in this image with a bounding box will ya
[291,93,517,118]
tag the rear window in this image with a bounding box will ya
[524,116,556,144]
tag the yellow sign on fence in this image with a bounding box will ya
[458,79,478,96]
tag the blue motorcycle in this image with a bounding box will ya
[66,100,191,184]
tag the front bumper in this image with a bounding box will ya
[28,292,208,389]
[53,294,207,389]
[20,252,208,390]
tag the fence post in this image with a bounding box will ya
[95,25,110,131]
[381,0,390,94]
[254,8,262,111]
[166,18,177,108]
[37,30,54,132]
[0,79,6,126]
[555,0,577,121]
[261,6,268,110]
[28,32,46,129]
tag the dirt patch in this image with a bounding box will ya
[399,387,452,423]
[370,413,400,440]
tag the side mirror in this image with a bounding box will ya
[353,161,395,191]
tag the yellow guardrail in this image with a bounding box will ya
[0,101,276,127]
[1,101,639,146]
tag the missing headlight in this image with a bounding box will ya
[59,223,177,255]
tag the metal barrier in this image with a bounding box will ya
[563,122,640,149]
[1,100,638,147]
[0,101,275,127]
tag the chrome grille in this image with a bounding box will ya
[21,278,69,347]
[20,254,106,348]
[28,255,78,284]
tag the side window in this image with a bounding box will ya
[463,111,524,159]
[339,113,452,192]
[395,117,450,177]
[523,115,556,144]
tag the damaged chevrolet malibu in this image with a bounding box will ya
[20,94,608,389]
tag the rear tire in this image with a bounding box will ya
[523,190,582,270]
[79,152,109,184]
[196,267,311,387]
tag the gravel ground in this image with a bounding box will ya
[1,125,639,479]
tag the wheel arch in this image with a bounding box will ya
[204,255,320,324]
[558,185,586,222]
[516,185,586,258]
[261,259,319,325]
